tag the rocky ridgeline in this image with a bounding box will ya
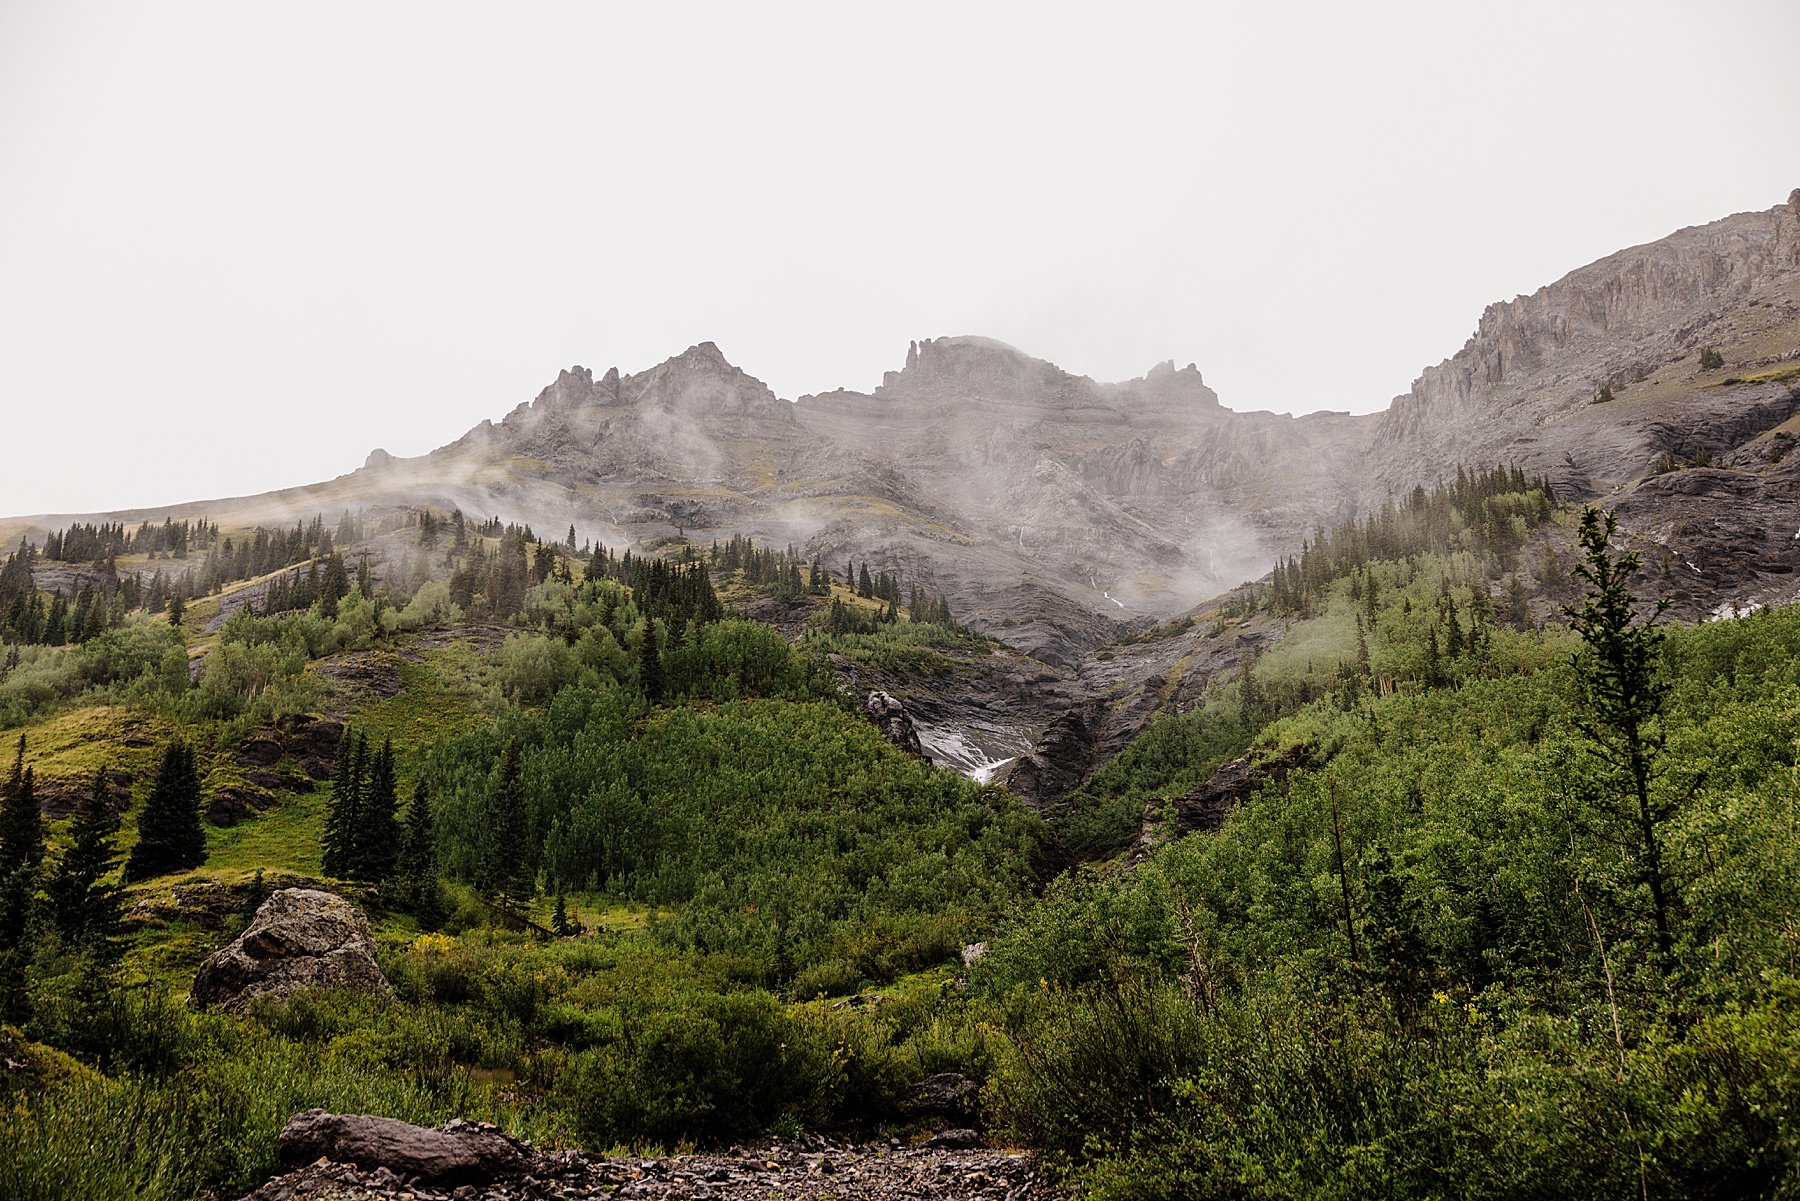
[1373,191,1800,491]
[238,1112,1059,1201]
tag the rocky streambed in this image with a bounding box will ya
[236,1111,1060,1201]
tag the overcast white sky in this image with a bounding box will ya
[2,1,1796,517]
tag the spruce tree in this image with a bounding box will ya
[0,736,44,1007]
[0,736,42,875]
[552,889,570,937]
[1565,506,1677,961]
[1506,575,1531,630]
[401,778,444,928]
[353,739,401,882]
[321,729,365,879]
[638,622,663,701]
[47,768,123,957]
[479,739,531,910]
[124,739,206,881]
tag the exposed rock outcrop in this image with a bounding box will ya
[190,888,390,1011]
[862,690,928,761]
[903,1072,978,1117]
[1006,703,1102,809]
[1174,745,1313,835]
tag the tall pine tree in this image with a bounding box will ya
[1565,505,1677,962]
[0,736,45,1018]
[0,736,42,876]
[124,739,205,881]
[401,777,444,929]
[479,739,531,908]
[322,729,366,879]
[352,739,401,882]
[638,622,664,701]
[48,768,124,959]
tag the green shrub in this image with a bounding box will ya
[563,990,838,1146]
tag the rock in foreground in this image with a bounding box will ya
[190,888,390,1011]
[276,1110,529,1185]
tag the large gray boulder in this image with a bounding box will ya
[276,1110,529,1184]
[190,888,390,1011]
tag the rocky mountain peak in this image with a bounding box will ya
[1123,358,1222,410]
[531,365,607,413]
[624,343,789,423]
[875,335,1071,402]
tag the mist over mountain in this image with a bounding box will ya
[6,191,1798,666]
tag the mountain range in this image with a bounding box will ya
[6,191,1799,673]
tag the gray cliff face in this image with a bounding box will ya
[1371,199,1800,494]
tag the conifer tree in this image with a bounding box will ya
[552,889,570,937]
[857,563,874,598]
[638,621,664,701]
[322,729,366,879]
[124,739,205,881]
[1565,506,1677,961]
[48,768,123,957]
[354,739,401,882]
[1506,575,1531,630]
[479,739,531,910]
[0,737,44,1011]
[401,777,444,928]
[0,736,42,876]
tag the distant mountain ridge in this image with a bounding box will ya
[5,191,1799,662]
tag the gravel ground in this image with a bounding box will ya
[237,1134,1062,1201]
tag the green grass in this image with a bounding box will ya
[202,783,328,878]
[1714,362,1800,387]
[347,644,489,768]
[0,705,170,797]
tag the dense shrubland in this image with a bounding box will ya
[984,522,1800,1199]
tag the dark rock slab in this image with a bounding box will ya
[276,1110,529,1185]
